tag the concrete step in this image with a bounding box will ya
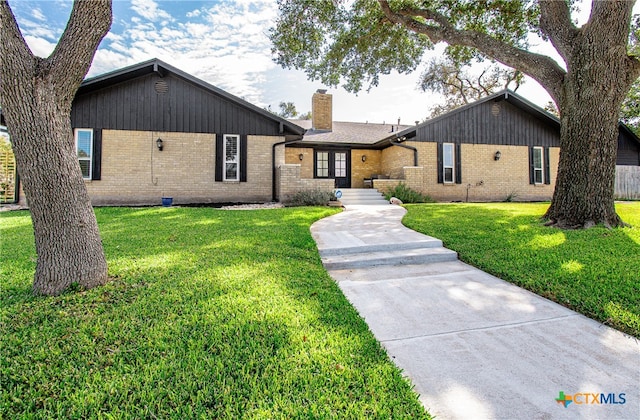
[321,246,458,270]
[340,198,390,205]
[319,239,443,257]
[337,188,389,205]
[338,188,385,196]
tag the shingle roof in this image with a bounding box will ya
[289,120,411,147]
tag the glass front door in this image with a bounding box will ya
[315,150,351,188]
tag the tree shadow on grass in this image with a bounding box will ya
[0,206,428,418]
[402,203,640,337]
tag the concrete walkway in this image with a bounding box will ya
[311,204,640,420]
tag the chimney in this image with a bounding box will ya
[312,89,332,131]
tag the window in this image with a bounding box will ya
[75,129,92,179]
[442,143,455,183]
[532,146,544,184]
[316,151,329,177]
[223,134,240,181]
[334,152,347,177]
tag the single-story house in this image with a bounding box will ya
[7,59,310,206]
[285,89,640,202]
[4,59,640,205]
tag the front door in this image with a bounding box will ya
[315,150,351,188]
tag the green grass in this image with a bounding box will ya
[402,202,640,338]
[0,207,430,419]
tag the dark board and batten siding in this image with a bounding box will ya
[71,73,283,136]
[617,129,640,166]
[416,99,560,147]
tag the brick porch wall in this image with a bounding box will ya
[276,164,335,203]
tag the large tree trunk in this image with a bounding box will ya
[544,6,634,229]
[546,94,624,228]
[0,1,112,295]
[9,80,109,295]
[378,0,640,229]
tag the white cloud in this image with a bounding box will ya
[94,1,281,104]
[31,8,46,22]
[186,9,201,18]
[130,0,172,22]
[23,35,57,58]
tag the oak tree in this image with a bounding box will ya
[0,0,112,295]
[271,0,640,228]
[421,57,523,117]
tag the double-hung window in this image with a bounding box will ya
[75,129,93,179]
[532,146,544,184]
[224,134,240,181]
[442,143,455,183]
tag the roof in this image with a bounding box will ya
[289,120,411,148]
[378,89,640,148]
[378,89,560,145]
[77,58,305,136]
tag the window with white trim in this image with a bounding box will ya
[75,129,93,179]
[224,134,240,181]
[442,143,455,183]
[532,146,544,184]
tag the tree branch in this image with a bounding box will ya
[0,0,35,88]
[538,0,578,66]
[48,0,112,105]
[378,0,566,103]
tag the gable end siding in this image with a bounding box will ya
[71,73,285,136]
[416,99,559,148]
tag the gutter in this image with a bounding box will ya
[389,137,418,166]
[272,137,304,202]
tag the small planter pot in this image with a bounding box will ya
[161,197,173,207]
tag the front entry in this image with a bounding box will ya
[315,150,351,188]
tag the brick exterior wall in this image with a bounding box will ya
[286,147,315,179]
[351,149,382,188]
[84,130,284,205]
[276,164,334,203]
[286,147,384,188]
[381,145,413,179]
[376,142,560,202]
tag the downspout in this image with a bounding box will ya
[388,137,418,166]
[272,137,303,202]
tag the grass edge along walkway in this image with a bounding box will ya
[402,202,640,338]
[0,206,431,419]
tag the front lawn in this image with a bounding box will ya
[402,202,640,338]
[0,207,430,419]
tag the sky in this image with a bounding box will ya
[5,0,639,124]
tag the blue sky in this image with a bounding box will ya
[7,0,637,123]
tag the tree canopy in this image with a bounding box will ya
[271,0,640,228]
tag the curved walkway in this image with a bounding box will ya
[311,204,640,420]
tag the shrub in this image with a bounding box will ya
[503,191,519,202]
[286,189,334,206]
[383,183,434,204]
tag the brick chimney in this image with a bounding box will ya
[312,89,332,131]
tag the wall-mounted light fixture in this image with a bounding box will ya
[299,153,304,161]
[361,155,367,162]
[494,150,501,161]
[156,138,164,151]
